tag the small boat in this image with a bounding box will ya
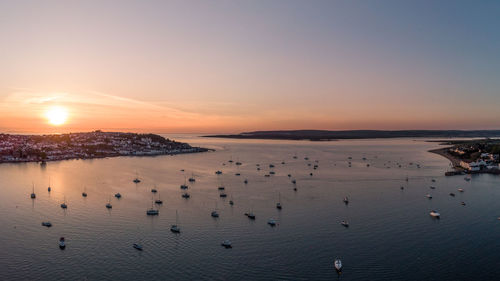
[182,192,190,199]
[449,192,455,197]
[235,162,242,166]
[221,240,232,248]
[288,174,292,177]
[334,259,342,273]
[341,220,349,227]
[343,197,349,204]
[211,211,219,218]
[430,186,436,189]
[464,177,471,182]
[458,188,464,192]
[133,243,143,251]
[461,201,466,206]
[235,173,241,176]
[244,179,248,184]
[309,173,313,176]
[133,171,141,183]
[267,218,277,226]
[218,186,225,190]
[114,193,122,198]
[59,237,66,249]
[188,177,195,182]
[269,164,275,168]
[82,187,87,197]
[269,171,275,175]
[30,184,36,199]
[180,184,188,189]
[106,202,112,209]
[291,179,296,184]
[170,210,181,233]
[47,178,51,192]
[151,188,157,193]
[281,161,285,165]
[432,179,436,182]
[400,186,404,190]
[426,194,432,199]
[293,187,297,191]
[245,212,256,220]
[215,170,222,175]
[430,210,440,217]
[220,192,227,198]
[41,221,52,227]
[229,200,234,205]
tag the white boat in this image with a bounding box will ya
[267,218,277,226]
[170,210,181,233]
[334,259,342,273]
[221,240,232,248]
[426,194,432,199]
[430,210,440,217]
[59,237,66,249]
[458,188,464,192]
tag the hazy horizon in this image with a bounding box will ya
[1,0,499,133]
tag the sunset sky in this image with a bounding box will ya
[1,0,499,134]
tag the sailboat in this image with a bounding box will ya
[47,177,51,192]
[211,201,219,218]
[146,198,159,215]
[82,186,88,197]
[133,171,141,183]
[30,183,36,199]
[188,173,196,182]
[334,259,342,273]
[170,210,180,233]
[229,195,234,206]
[155,192,163,204]
[60,196,68,209]
[276,192,282,210]
[106,196,112,209]
[180,176,188,189]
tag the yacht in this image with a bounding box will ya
[334,259,342,273]
[341,220,349,227]
[41,221,52,227]
[114,193,122,198]
[133,243,143,251]
[430,210,440,217]
[221,240,232,248]
[59,237,66,249]
[267,218,277,226]
[170,210,181,233]
[30,184,36,199]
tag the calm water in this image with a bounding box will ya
[1,137,499,281]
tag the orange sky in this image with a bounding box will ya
[1,1,499,134]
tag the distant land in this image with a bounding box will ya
[205,130,500,141]
[0,131,209,163]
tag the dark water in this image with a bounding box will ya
[0,137,499,281]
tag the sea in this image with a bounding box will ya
[0,136,499,281]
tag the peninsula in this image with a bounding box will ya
[0,131,209,163]
[205,130,500,141]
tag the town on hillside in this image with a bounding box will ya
[0,131,208,163]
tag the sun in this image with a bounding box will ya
[45,106,69,126]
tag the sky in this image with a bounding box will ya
[0,0,499,134]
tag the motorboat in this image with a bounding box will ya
[151,188,157,193]
[430,210,440,217]
[59,237,66,249]
[61,197,68,209]
[221,240,232,248]
[276,192,282,210]
[133,243,143,251]
[430,186,436,189]
[267,218,277,226]
[211,211,219,218]
[461,201,466,206]
[458,188,464,192]
[334,259,342,273]
[41,221,52,227]
[426,194,432,199]
[180,184,188,189]
[114,193,122,198]
[245,212,255,220]
[449,193,455,197]
[235,173,241,176]
[341,220,349,227]
[291,179,296,184]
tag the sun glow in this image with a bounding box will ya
[45,106,69,126]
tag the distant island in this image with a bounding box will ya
[205,130,500,141]
[0,131,209,163]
